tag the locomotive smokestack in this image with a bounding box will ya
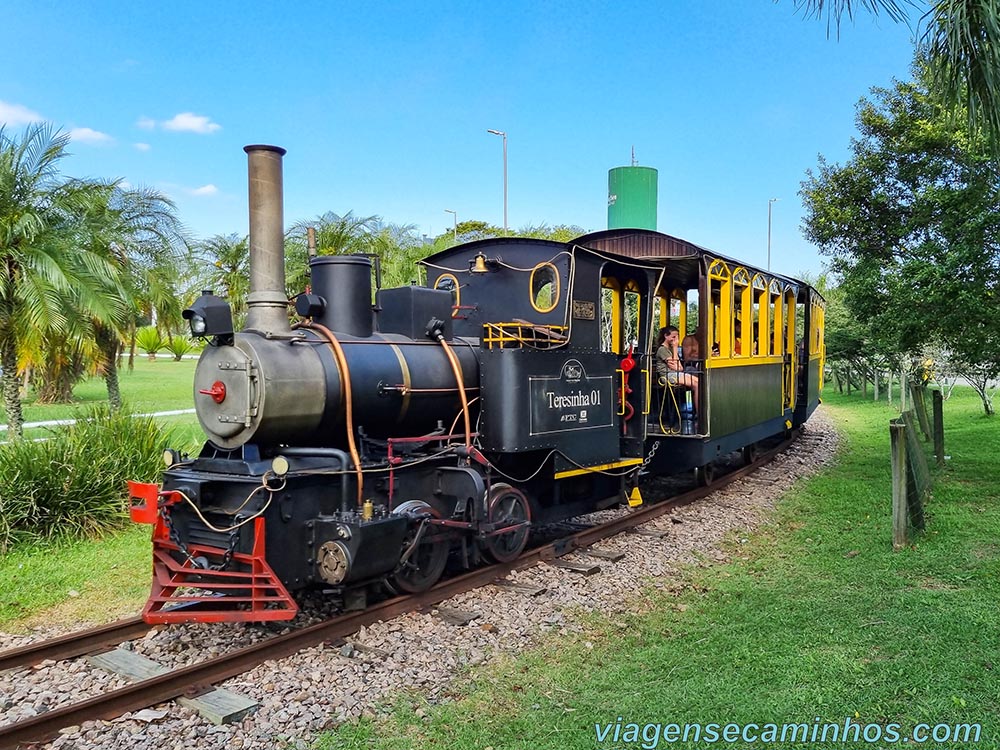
[244,144,289,334]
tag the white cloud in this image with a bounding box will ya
[136,116,156,130]
[69,127,113,144]
[190,184,218,196]
[134,142,151,152]
[162,112,221,134]
[0,100,44,127]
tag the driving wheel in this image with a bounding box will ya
[390,500,450,593]
[481,483,531,563]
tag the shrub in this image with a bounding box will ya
[135,326,164,360]
[0,406,171,552]
[165,336,196,361]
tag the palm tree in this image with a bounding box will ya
[0,124,122,437]
[284,212,427,293]
[284,212,380,296]
[797,0,1000,149]
[195,233,250,325]
[82,182,188,409]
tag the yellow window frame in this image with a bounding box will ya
[529,262,560,314]
[708,260,732,360]
[732,267,751,357]
[670,288,687,335]
[751,274,768,359]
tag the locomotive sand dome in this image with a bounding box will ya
[129,143,824,624]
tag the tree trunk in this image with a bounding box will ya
[970,382,996,416]
[31,342,85,404]
[1,339,23,439]
[127,328,137,372]
[96,325,122,412]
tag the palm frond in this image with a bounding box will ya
[920,0,1000,151]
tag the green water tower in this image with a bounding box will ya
[607,165,657,230]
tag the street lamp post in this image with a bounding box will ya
[444,209,457,240]
[767,197,779,272]
[487,129,507,232]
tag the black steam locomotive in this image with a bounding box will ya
[129,145,825,623]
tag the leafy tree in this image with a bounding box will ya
[801,61,1000,414]
[518,223,588,242]
[0,124,123,436]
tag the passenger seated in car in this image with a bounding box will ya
[682,328,702,370]
[655,325,700,410]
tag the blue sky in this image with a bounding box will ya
[2,1,920,277]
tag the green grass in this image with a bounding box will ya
[318,388,1000,749]
[0,525,152,629]
[0,357,200,444]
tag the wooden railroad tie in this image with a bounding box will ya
[493,579,548,597]
[87,649,258,725]
[548,559,602,576]
[422,606,481,626]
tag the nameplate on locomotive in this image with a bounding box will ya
[572,300,596,320]
[528,359,614,436]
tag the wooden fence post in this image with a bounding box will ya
[888,373,893,404]
[900,370,908,412]
[933,389,945,467]
[874,372,880,402]
[891,421,909,550]
[910,384,931,441]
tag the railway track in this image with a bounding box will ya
[0,431,795,750]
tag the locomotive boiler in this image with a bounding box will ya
[130,144,825,624]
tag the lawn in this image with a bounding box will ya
[319,388,1000,749]
[0,526,153,629]
[0,356,202,446]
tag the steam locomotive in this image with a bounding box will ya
[128,145,825,623]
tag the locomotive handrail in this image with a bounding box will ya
[482,321,568,349]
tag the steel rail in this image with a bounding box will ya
[0,431,795,750]
[0,602,226,673]
[0,617,149,674]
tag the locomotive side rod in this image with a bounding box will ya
[0,432,797,750]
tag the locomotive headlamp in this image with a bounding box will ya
[271,455,289,477]
[183,290,234,345]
